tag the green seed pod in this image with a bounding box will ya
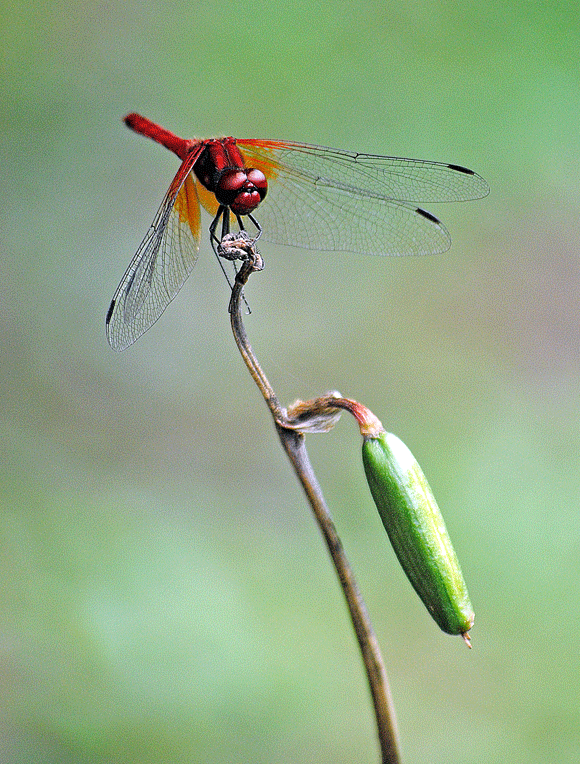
[362,430,474,641]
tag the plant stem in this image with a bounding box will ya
[229,255,401,764]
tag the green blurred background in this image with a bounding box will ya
[2,1,580,762]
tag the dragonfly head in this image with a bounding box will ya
[215,168,267,215]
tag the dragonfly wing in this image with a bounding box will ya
[238,139,488,255]
[257,175,451,255]
[239,139,489,203]
[106,151,203,351]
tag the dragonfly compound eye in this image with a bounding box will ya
[246,168,268,200]
[215,170,248,206]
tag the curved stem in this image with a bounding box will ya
[228,255,401,764]
[276,426,401,764]
[229,270,285,423]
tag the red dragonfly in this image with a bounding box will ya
[106,113,488,351]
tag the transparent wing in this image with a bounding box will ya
[237,139,489,256]
[106,150,203,351]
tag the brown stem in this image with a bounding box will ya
[228,253,401,764]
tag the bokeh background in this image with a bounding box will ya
[2,1,580,762]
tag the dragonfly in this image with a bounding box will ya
[106,113,489,351]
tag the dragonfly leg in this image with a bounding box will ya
[209,205,227,254]
[235,213,262,243]
[209,207,256,316]
[209,205,238,290]
[247,213,263,242]
[221,209,231,239]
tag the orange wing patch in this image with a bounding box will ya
[237,139,285,183]
[195,179,220,219]
[174,173,201,239]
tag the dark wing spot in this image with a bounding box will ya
[106,299,116,325]
[416,208,441,224]
[447,163,475,175]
